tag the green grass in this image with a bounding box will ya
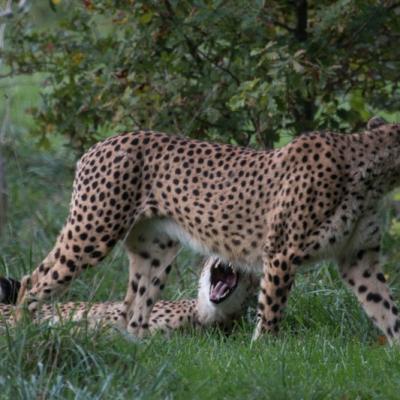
[2,278,400,399]
[1,74,400,399]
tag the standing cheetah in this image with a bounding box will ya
[16,118,400,342]
[1,258,255,333]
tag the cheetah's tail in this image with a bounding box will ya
[0,276,21,304]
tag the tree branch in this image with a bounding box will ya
[163,0,241,85]
[259,7,295,34]
[387,2,400,11]
[295,0,308,42]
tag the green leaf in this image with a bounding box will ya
[139,11,154,25]
[227,94,245,111]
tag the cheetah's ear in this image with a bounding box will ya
[367,116,388,130]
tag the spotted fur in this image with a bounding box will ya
[16,117,400,342]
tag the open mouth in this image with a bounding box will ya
[209,261,239,304]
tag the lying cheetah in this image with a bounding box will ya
[16,116,400,342]
[2,258,255,332]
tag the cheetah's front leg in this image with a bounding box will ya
[340,247,400,344]
[252,253,297,341]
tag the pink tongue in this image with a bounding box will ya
[210,281,229,301]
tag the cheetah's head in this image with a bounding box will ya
[209,261,239,304]
[196,257,257,327]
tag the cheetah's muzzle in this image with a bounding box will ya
[209,263,239,304]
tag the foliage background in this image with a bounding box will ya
[5,0,400,152]
[1,1,400,398]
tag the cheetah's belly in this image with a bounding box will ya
[151,218,264,272]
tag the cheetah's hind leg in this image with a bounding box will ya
[16,147,138,320]
[123,222,181,338]
[15,221,121,321]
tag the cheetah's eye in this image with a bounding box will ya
[209,262,238,304]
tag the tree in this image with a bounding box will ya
[0,0,31,235]
[3,0,400,152]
